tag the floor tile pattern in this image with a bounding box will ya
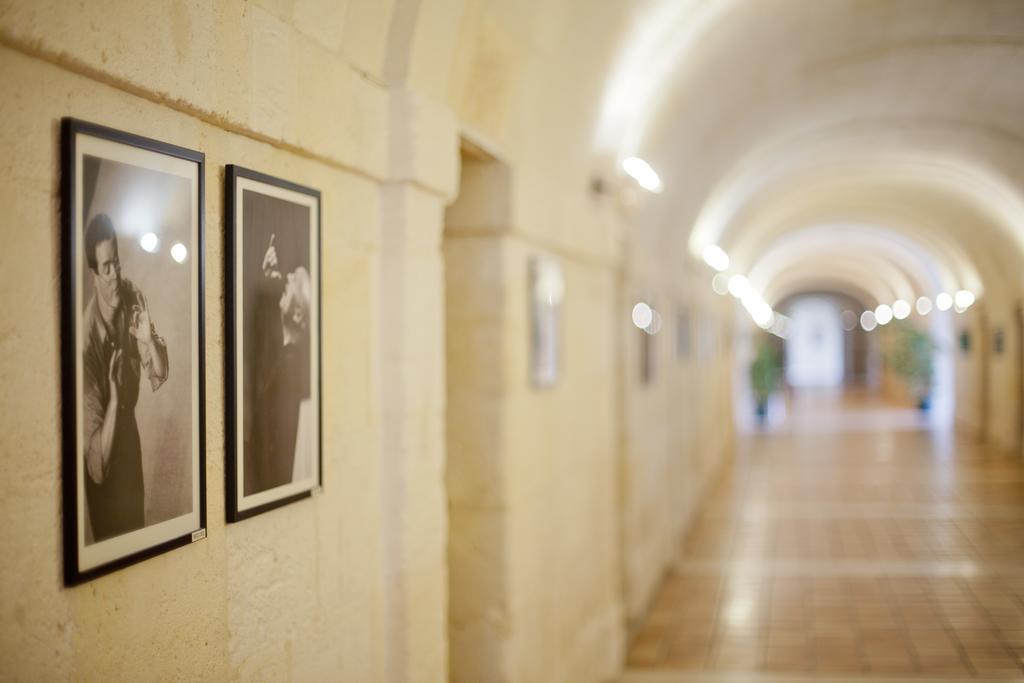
[626,392,1024,680]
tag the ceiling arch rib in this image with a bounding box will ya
[688,152,1024,309]
[692,139,1024,285]
[591,2,1024,299]
[764,267,894,311]
[734,205,982,298]
[631,2,1024,169]
[587,0,1024,328]
[747,224,951,307]
[759,256,909,310]
[593,0,739,155]
[766,277,879,315]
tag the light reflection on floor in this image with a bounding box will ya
[622,389,1024,681]
[762,387,933,435]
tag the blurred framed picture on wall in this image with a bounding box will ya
[61,119,207,585]
[225,166,322,522]
[529,255,564,389]
[676,308,692,360]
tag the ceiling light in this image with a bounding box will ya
[621,157,663,193]
[752,304,773,328]
[711,273,730,295]
[727,274,750,298]
[954,290,975,309]
[702,245,729,272]
[632,302,653,329]
[892,300,911,320]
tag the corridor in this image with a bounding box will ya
[7,1,1024,681]
[624,391,1024,680]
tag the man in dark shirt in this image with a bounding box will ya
[81,214,168,541]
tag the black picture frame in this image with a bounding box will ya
[959,329,971,353]
[62,118,207,585]
[676,308,692,360]
[225,165,323,522]
[640,325,656,385]
[993,328,1005,355]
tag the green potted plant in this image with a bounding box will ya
[749,338,782,423]
[887,322,935,410]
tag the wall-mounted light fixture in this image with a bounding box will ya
[621,156,663,193]
[702,245,729,272]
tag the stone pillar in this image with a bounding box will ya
[378,87,458,683]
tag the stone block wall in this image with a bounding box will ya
[0,1,737,681]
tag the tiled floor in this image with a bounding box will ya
[623,390,1024,681]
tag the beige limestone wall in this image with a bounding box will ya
[0,45,389,681]
[0,1,453,680]
[438,2,692,679]
[620,261,734,624]
[981,307,1021,454]
[377,180,452,683]
[502,240,622,683]
[954,308,987,441]
[0,2,743,682]
[444,152,624,682]
[952,300,1024,455]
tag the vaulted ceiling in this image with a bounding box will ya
[594,0,1024,313]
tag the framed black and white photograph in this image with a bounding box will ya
[640,323,657,385]
[529,255,564,389]
[62,119,206,585]
[225,166,321,522]
[959,329,971,353]
[676,308,692,360]
[698,312,717,363]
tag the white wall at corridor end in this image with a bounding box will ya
[784,297,844,388]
